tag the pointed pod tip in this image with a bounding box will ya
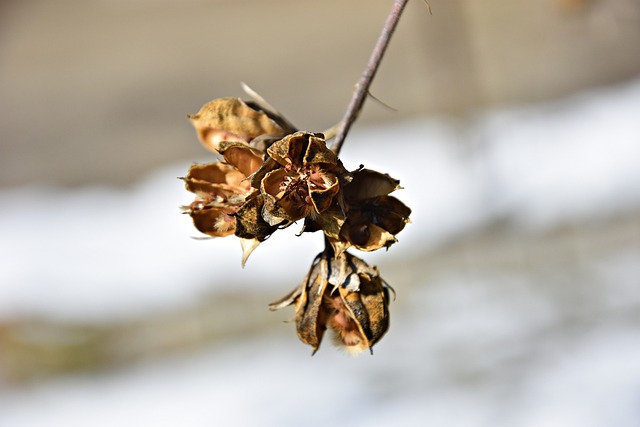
[239,237,261,267]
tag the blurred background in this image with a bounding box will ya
[1,0,640,425]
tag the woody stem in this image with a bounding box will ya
[331,0,409,155]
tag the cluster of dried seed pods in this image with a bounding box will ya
[182,96,410,354]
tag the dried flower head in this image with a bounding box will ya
[336,168,411,253]
[270,250,392,355]
[251,131,351,227]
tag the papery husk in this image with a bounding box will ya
[340,221,397,252]
[188,206,236,237]
[257,132,350,226]
[344,168,401,201]
[188,98,284,152]
[233,192,279,265]
[183,163,247,194]
[182,163,249,237]
[233,193,278,241]
[338,195,411,252]
[216,141,265,178]
[302,206,346,241]
[259,168,306,226]
[308,173,340,213]
[338,276,390,351]
[269,251,391,354]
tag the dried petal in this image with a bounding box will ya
[303,134,339,165]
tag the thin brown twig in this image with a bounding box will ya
[330,0,410,155]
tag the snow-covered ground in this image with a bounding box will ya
[1,78,640,426]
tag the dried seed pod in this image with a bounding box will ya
[270,251,392,355]
[254,131,351,226]
[333,168,411,254]
[188,98,286,153]
[184,96,298,264]
[181,162,249,237]
[182,138,267,234]
[233,192,278,265]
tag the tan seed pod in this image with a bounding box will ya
[269,251,392,355]
[188,98,285,153]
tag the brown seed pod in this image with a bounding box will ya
[254,132,351,226]
[188,98,286,153]
[332,168,412,254]
[270,251,392,355]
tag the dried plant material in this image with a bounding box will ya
[183,43,412,353]
[332,168,411,253]
[255,131,351,226]
[188,98,286,153]
[181,140,262,236]
[344,168,401,201]
[239,237,261,267]
[233,193,278,265]
[241,82,298,133]
[270,251,392,355]
[181,162,250,237]
[182,99,285,261]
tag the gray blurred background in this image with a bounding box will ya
[2,0,639,187]
[1,0,640,425]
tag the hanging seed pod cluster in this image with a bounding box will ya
[182,97,411,355]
